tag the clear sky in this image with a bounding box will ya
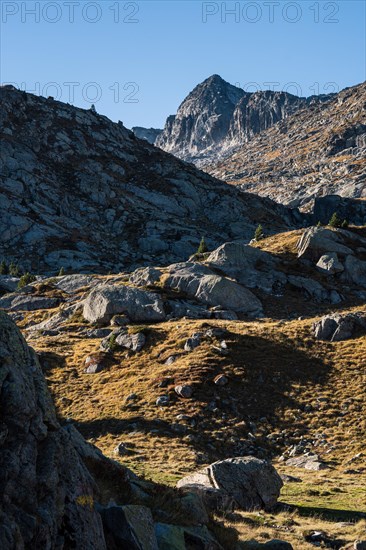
[1,1,365,129]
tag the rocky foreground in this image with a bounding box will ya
[0,226,365,549]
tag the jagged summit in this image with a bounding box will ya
[155,74,331,165]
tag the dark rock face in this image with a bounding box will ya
[0,311,107,549]
[131,126,162,144]
[0,86,304,274]
[314,195,366,226]
[156,74,327,166]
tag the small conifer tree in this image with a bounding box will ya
[254,224,265,241]
[328,212,342,228]
[341,219,349,229]
[58,267,65,276]
[18,272,36,289]
[197,237,207,255]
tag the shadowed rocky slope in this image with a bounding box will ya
[0,86,304,275]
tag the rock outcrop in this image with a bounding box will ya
[0,311,107,549]
[0,85,303,274]
[205,241,286,293]
[296,226,366,290]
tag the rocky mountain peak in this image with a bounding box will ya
[155,75,332,166]
[155,75,246,163]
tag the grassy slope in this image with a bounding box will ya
[12,228,366,548]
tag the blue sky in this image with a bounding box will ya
[1,1,365,129]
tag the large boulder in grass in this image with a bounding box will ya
[177,457,282,512]
[296,227,355,261]
[83,284,166,325]
[313,312,366,341]
[164,262,263,317]
[205,241,286,293]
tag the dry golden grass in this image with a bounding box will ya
[7,241,365,547]
[26,313,366,490]
[218,511,366,549]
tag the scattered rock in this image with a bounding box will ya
[84,353,108,374]
[286,453,328,470]
[126,393,138,402]
[184,332,202,351]
[175,385,193,398]
[111,314,130,326]
[115,330,146,352]
[114,442,130,456]
[156,395,170,406]
[86,328,112,339]
[304,531,344,549]
[316,252,344,274]
[214,374,229,386]
[280,473,302,483]
[165,355,178,365]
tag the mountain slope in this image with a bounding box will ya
[0,86,303,274]
[155,74,330,166]
[208,82,366,209]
